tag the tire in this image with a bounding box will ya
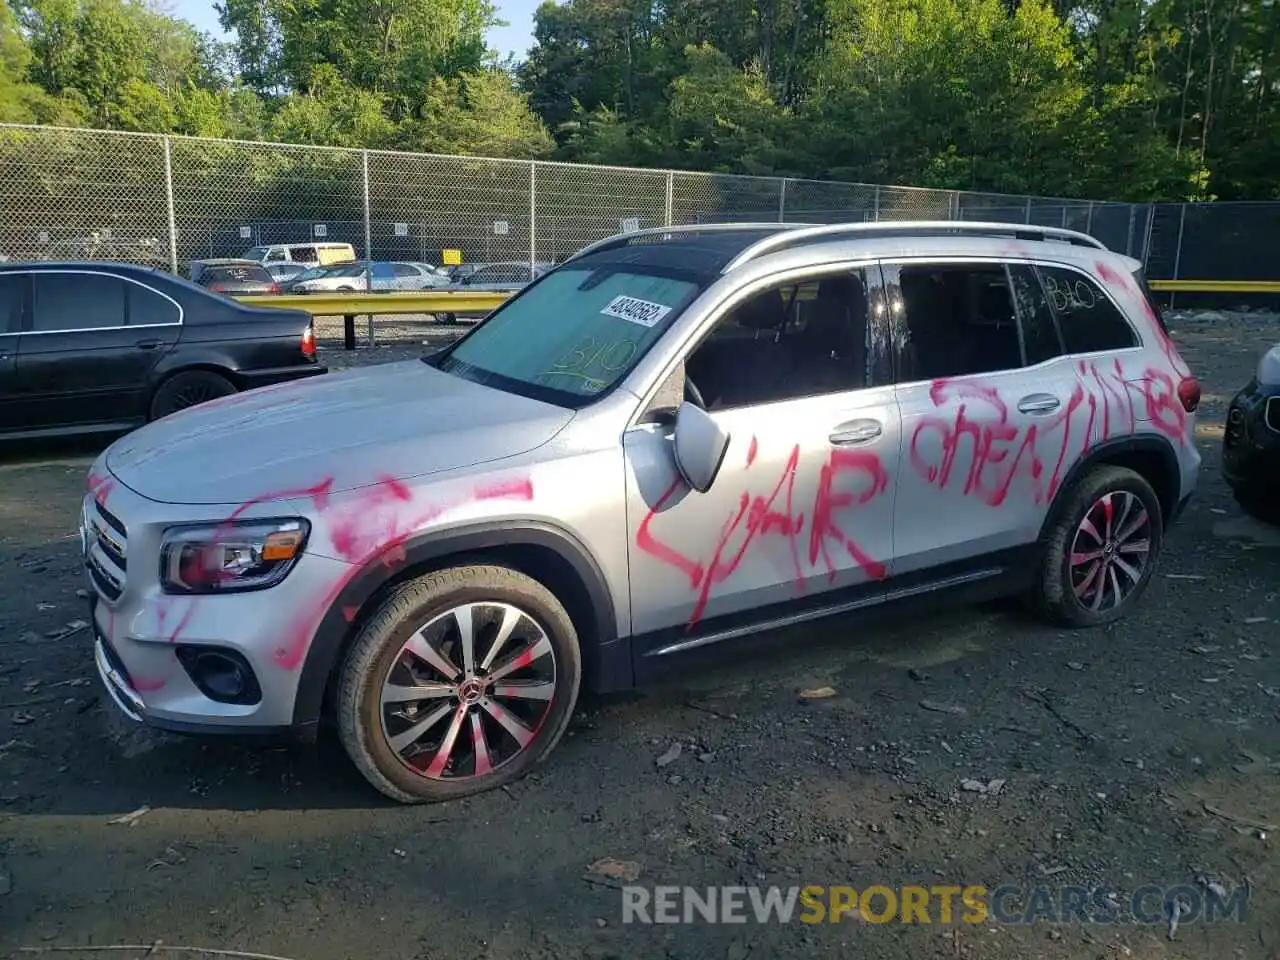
[1231,486,1280,525]
[1031,465,1164,627]
[336,564,582,803]
[148,370,236,421]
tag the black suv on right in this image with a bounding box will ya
[1224,344,1280,522]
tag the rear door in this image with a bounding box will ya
[14,270,182,429]
[0,272,26,433]
[885,258,1085,574]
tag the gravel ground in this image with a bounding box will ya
[0,311,1277,960]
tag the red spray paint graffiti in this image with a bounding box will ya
[636,438,889,628]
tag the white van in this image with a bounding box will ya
[241,242,357,266]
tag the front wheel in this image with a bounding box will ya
[336,565,582,803]
[1031,465,1163,627]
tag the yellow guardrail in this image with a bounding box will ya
[236,290,512,314]
[1149,280,1280,293]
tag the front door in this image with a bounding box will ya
[0,272,24,433]
[884,259,1088,573]
[624,265,900,637]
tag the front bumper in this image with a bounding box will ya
[82,478,351,737]
[1222,387,1280,493]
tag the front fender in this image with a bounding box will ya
[290,519,621,727]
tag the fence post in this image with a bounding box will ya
[1125,205,1136,257]
[778,179,787,223]
[664,171,674,227]
[1024,197,1032,224]
[1172,204,1187,279]
[1086,201,1095,235]
[362,149,374,347]
[162,136,177,274]
[873,185,881,221]
[529,161,537,270]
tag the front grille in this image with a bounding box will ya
[1266,397,1280,433]
[86,497,128,602]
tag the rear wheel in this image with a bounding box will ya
[148,370,236,421]
[336,564,582,803]
[1032,466,1163,627]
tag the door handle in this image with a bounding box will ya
[1017,393,1061,414]
[829,419,883,445]
[135,339,161,350]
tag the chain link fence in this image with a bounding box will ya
[0,123,1276,290]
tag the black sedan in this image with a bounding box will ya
[1223,343,1280,523]
[0,261,326,439]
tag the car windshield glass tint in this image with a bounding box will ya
[435,265,703,406]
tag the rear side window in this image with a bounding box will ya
[32,272,125,331]
[1008,264,1062,365]
[1038,265,1137,354]
[291,247,319,263]
[0,274,25,333]
[896,263,1023,380]
[392,263,418,278]
[127,284,180,326]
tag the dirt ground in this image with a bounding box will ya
[1,312,1278,960]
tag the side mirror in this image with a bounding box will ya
[672,401,730,494]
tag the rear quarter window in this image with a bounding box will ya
[1037,265,1137,354]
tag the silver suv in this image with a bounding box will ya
[81,222,1203,803]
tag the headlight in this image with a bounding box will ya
[159,519,310,594]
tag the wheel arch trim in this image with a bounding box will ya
[290,519,620,727]
[1039,434,1182,542]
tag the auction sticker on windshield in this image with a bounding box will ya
[601,295,672,328]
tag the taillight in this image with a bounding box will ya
[269,282,281,295]
[1177,376,1201,413]
[301,324,316,357]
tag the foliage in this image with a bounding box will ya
[0,0,1276,201]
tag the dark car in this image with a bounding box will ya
[188,259,281,295]
[1223,344,1280,523]
[0,261,326,439]
[265,262,309,285]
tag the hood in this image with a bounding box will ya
[106,361,573,505]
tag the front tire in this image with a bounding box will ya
[336,565,582,803]
[149,370,236,420]
[1231,486,1280,525]
[1032,466,1163,627]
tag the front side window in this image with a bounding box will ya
[895,263,1023,381]
[32,272,125,331]
[684,270,874,411]
[265,248,287,262]
[1038,265,1137,354]
[434,262,704,406]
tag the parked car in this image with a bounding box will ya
[1223,343,1280,522]
[265,262,310,285]
[452,261,553,290]
[241,243,356,267]
[188,259,280,295]
[437,261,552,323]
[280,264,343,292]
[290,260,449,293]
[445,263,481,282]
[80,221,1201,804]
[0,261,325,439]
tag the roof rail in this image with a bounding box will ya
[721,220,1108,272]
[566,222,810,263]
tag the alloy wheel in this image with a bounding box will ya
[378,602,557,780]
[1069,490,1151,612]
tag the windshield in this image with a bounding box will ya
[433,262,704,407]
[242,246,268,260]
